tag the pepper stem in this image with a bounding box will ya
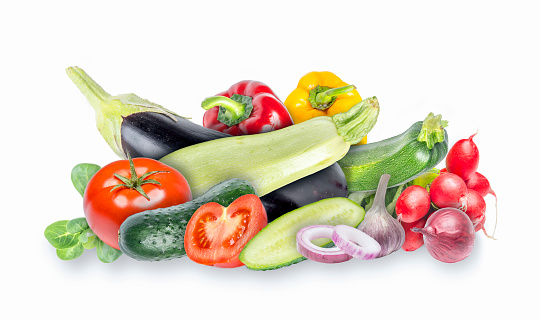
[309,85,356,110]
[417,113,448,149]
[315,85,356,105]
[202,96,245,120]
[201,94,254,127]
[331,97,380,145]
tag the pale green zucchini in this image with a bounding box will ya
[160,97,380,198]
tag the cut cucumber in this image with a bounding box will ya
[239,197,365,270]
[118,178,257,261]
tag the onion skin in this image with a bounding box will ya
[331,225,381,260]
[296,225,352,264]
[413,208,475,263]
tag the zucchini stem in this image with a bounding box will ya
[331,97,380,145]
[417,113,448,149]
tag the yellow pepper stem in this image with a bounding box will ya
[309,85,356,111]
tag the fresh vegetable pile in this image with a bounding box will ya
[44,67,497,267]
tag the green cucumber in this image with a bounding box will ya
[338,112,448,192]
[118,178,256,261]
[239,197,365,270]
[160,97,380,198]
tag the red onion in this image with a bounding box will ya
[412,208,475,263]
[296,225,352,263]
[331,225,381,260]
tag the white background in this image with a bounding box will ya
[1,1,537,319]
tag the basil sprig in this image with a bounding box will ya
[44,163,122,263]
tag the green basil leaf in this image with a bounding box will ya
[71,163,101,197]
[67,217,89,233]
[96,239,122,263]
[82,234,98,249]
[44,220,81,249]
[79,231,89,243]
[57,242,85,260]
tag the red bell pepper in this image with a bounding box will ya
[201,80,294,135]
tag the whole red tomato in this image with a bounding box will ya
[83,157,192,250]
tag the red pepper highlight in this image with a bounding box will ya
[202,80,294,135]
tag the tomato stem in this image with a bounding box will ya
[110,154,169,200]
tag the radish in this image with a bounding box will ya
[463,189,486,232]
[466,172,496,198]
[401,217,428,252]
[430,173,468,210]
[396,185,431,223]
[465,172,498,239]
[446,132,480,181]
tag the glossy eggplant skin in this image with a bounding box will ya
[121,112,230,159]
[260,162,348,222]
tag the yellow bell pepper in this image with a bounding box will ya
[284,71,367,144]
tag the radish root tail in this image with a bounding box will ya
[483,191,498,240]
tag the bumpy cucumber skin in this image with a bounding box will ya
[338,121,448,192]
[118,179,257,261]
[239,197,365,271]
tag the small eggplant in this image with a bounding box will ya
[120,112,229,159]
[260,162,348,221]
[66,66,229,159]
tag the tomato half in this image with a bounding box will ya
[184,194,267,268]
[83,157,192,250]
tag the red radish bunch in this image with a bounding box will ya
[397,131,497,255]
[441,131,497,238]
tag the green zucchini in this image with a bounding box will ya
[118,178,257,261]
[338,112,448,192]
[160,97,380,198]
[239,197,365,270]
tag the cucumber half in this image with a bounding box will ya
[239,197,365,270]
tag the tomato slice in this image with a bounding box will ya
[184,194,267,268]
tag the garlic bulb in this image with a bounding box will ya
[357,174,405,258]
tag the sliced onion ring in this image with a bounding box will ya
[331,225,381,260]
[296,225,352,263]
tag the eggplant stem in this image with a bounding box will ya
[66,66,111,108]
